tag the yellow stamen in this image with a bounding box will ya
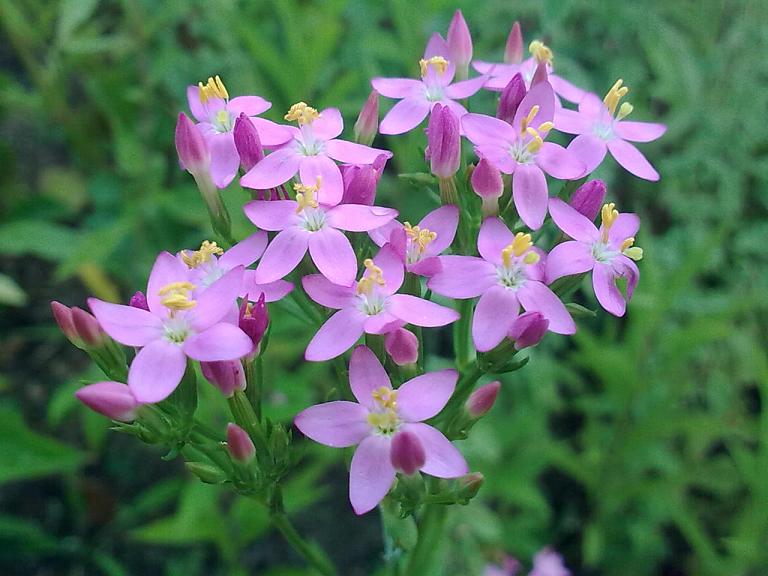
[419,56,450,77]
[621,237,643,261]
[501,233,534,267]
[158,281,197,311]
[603,79,630,116]
[182,240,224,269]
[294,176,322,213]
[366,411,399,433]
[284,102,320,125]
[404,222,437,254]
[525,127,545,153]
[357,259,386,295]
[198,75,229,104]
[616,102,634,121]
[520,105,540,133]
[372,386,398,410]
[600,202,619,241]
[523,251,540,265]
[529,40,553,64]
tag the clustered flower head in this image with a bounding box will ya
[52,11,664,562]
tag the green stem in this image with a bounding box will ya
[245,357,263,420]
[271,512,337,576]
[227,390,269,467]
[404,498,447,575]
[453,299,474,371]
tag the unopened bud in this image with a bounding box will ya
[531,61,548,86]
[530,548,571,576]
[447,10,473,80]
[426,104,460,179]
[569,179,607,221]
[496,73,527,124]
[129,291,150,311]
[341,160,382,206]
[175,112,209,176]
[239,294,269,354]
[201,360,246,397]
[508,312,548,350]
[456,471,484,501]
[466,381,501,418]
[471,158,504,216]
[71,307,104,346]
[385,328,419,366]
[75,381,139,422]
[504,22,523,64]
[354,90,379,146]
[226,423,256,463]
[51,301,78,344]
[390,430,426,475]
[185,461,227,484]
[233,112,264,172]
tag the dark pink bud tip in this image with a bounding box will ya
[226,423,256,462]
[466,381,501,418]
[384,328,419,366]
[390,430,426,475]
[75,382,139,422]
[509,311,549,350]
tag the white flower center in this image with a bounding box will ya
[496,262,527,291]
[299,206,327,232]
[163,316,192,344]
[591,241,618,264]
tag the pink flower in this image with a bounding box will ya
[530,548,571,576]
[369,205,459,276]
[447,10,473,80]
[240,103,392,206]
[295,345,467,514]
[372,33,486,135]
[244,179,398,285]
[462,81,585,229]
[75,382,140,422]
[546,198,642,316]
[303,245,460,361]
[425,103,461,178]
[428,217,575,352]
[186,76,292,188]
[555,81,666,180]
[88,252,253,403]
[340,154,388,206]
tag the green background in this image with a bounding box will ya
[0,0,766,574]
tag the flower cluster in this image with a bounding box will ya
[52,10,664,563]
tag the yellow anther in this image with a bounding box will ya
[419,56,450,77]
[182,240,224,269]
[404,222,437,254]
[600,202,620,241]
[529,40,553,64]
[372,386,398,410]
[284,102,320,125]
[523,251,540,265]
[621,237,643,261]
[616,102,634,121]
[357,259,386,295]
[525,127,545,153]
[501,233,534,267]
[603,79,631,116]
[158,281,197,311]
[294,176,322,213]
[367,411,399,433]
[538,121,554,133]
[198,75,229,104]
[520,105,540,133]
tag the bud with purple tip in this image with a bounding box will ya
[496,73,526,125]
[466,381,501,418]
[175,112,210,177]
[531,61,548,86]
[129,291,149,311]
[426,104,461,204]
[354,90,379,146]
[390,430,426,475]
[508,311,549,350]
[471,158,504,217]
[447,10,473,80]
[504,22,523,64]
[239,294,269,358]
[569,179,607,221]
[75,381,139,422]
[233,112,264,172]
[226,423,256,463]
[385,328,419,367]
[201,360,246,397]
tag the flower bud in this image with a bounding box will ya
[504,22,523,64]
[239,294,269,353]
[447,10,473,80]
[471,158,504,216]
[354,90,379,146]
[129,291,150,311]
[51,301,78,344]
[390,430,426,475]
[466,381,501,418]
[233,112,264,172]
[385,328,419,366]
[425,104,460,179]
[226,423,256,463]
[201,360,246,397]
[71,306,104,346]
[531,61,548,86]
[456,471,484,501]
[496,73,526,124]
[185,461,227,484]
[569,179,606,221]
[341,162,380,205]
[175,112,209,176]
[508,312,549,350]
[75,381,139,422]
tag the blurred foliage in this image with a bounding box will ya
[0,0,766,575]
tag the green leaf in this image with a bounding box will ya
[57,0,99,44]
[0,221,77,261]
[0,273,27,306]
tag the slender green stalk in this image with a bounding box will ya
[271,512,337,575]
[404,498,447,575]
[453,299,474,371]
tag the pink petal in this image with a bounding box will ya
[349,435,396,515]
[325,139,392,165]
[441,99,469,123]
[444,76,486,99]
[550,74,587,104]
[186,85,207,122]
[128,339,187,403]
[327,204,398,232]
[608,213,641,247]
[349,345,391,408]
[305,307,367,361]
[379,97,431,135]
[512,164,549,230]
[567,134,608,175]
[240,147,301,189]
[387,294,460,327]
[517,281,576,334]
[419,205,459,256]
[146,251,191,316]
[397,369,458,422]
[219,231,268,269]
[403,423,468,478]
[227,95,271,117]
[302,274,355,309]
[241,271,294,302]
[427,256,496,298]
[553,108,591,134]
[592,262,626,316]
[474,143,517,174]
[614,121,666,143]
[253,227,310,284]
[368,220,400,248]
[243,200,299,231]
[478,217,514,266]
[537,142,585,180]
[299,155,343,206]
[294,401,370,448]
[373,244,405,295]
[409,256,442,277]
[207,132,240,188]
[190,266,244,331]
[548,198,600,242]
[512,80,555,130]
[546,241,595,283]
[423,33,456,85]
[612,254,640,300]
[461,113,515,147]
[578,93,606,118]
[371,77,424,99]
[472,285,519,352]
[312,108,344,141]
[364,311,403,334]
[87,298,162,346]
[607,139,660,181]
[183,322,253,361]
[249,117,293,147]
[308,227,357,285]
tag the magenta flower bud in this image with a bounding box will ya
[353,90,379,146]
[390,430,426,475]
[75,382,139,422]
[239,293,269,352]
[201,360,246,397]
[466,381,501,418]
[51,301,78,343]
[175,112,209,176]
[384,328,419,366]
[233,112,264,172]
[569,179,607,221]
[504,22,523,64]
[509,311,549,350]
[447,10,473,80]
[531,61,548,86]
[471,158,504,216]
[129,291,149,311]
[71,306,104,346]
[341,162,380,205]
[226,423,256,463]
[496,73,527,124]
[425,104,460,179]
